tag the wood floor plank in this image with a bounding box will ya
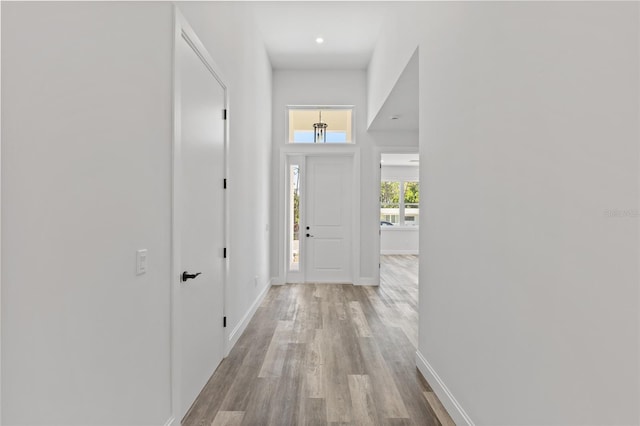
[349,301,372,337]
[305,329,325,398]
[267,342,306,425]
[358,271,439,425]
[236,378,279,425]
[348,374,379,426]
[358,336,410,419]
[184,256,453,426]
[182,306,275,424]
[297,397,327,426]
[211,411,244,426]
[424,391,456,426]
[321,326,353,423]
[258,320,294,378]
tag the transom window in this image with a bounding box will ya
[288,106,354,144]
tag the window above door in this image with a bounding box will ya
[287,106,354,144]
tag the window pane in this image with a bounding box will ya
[293,131,315,143]
[404,182,419,226]
[289,108,353,143]
[380,181,400,225]
[289,165,300,271]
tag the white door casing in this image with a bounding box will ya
[305,155,353,283]
[175,28,226,420]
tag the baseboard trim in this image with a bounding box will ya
[354,277,378,286]
[164,416,175,426]
[416,350,474,425]
[270,277,285,286]
[227,279,271,353]
[381,249,419,255]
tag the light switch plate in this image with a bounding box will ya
[137,249,148,275]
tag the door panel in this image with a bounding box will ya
[305,156,352,282]
[178,35,225,419]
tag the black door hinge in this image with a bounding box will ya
[223,178,227,189]
[223,316,227,327]
[224,247,227,258]
[223,109,227,120]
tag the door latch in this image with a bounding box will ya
[182,271,202,282]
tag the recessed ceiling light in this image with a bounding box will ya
[315,37,324,44]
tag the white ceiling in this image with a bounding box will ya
[381,153,419,167]
[368,48,418,131]
[252,2,390,70]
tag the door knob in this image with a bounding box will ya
[182,271,202,282]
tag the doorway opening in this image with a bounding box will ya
[379,152,420,255]
[377,152,420,344]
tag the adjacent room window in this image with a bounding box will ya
[403,182,420,225]
[288,107,354,144]
[380,181,419,226]
[380,181,401,225]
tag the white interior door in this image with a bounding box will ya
[178,34,226,419]
[305,156,353,283]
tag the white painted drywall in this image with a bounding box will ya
[381,165,419,182]
[1,3,273,424]
[370,130,418,147]
[270,70,379,284]
[366,10,419,129]
[175,3,273,342]
[2,3,174,424]
[371,2,639,424]
[380,228,418,255]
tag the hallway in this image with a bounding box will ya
[183,256,453,425]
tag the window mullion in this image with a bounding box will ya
[399,180,405,226]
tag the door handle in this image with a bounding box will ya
[182,271,202,282]
[306,233,314,237]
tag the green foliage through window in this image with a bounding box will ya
[404,182,419,207]
[380,181,400,208]
[380,180,420,226]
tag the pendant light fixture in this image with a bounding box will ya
[313,110,328,143]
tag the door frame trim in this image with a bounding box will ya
[373,146,419,286]
[171,8,229,422]
[280,149,359,284]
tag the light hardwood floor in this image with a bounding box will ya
[183,255,454,426]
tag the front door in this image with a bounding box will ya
[305,156,353,283]
[178,33,226,419]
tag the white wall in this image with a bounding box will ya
[370,131,418,148]
[380,228,418,255]
[271,70,379,284]
[1,2,273,424]
[2,3,174,424]
[175,3,273,344]
[371,2,639,425]
[381,165,419,182]
[366,11,419,128]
